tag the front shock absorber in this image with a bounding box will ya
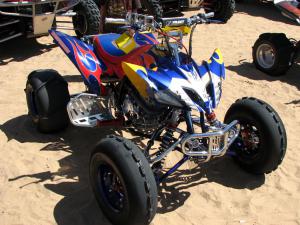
[206,111,216,123]
[160,127,175,150]
[152,127,175,173]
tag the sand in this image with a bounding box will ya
[0,1,300,225]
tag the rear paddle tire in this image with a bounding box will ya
[224,97,287,174]
[253,33,294,76]
[25,69,70,133]
[90,136,157,225]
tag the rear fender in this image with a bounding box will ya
[49,30,105,95]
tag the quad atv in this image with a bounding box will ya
[253,33,300,76]
[25,12,286,225]
[0,0,100,43]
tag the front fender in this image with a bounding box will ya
[198,48,225,108]
[207,48,225,79]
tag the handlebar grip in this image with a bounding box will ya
[105,18,127,24]
[203,12,215,19]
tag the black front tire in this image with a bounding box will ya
[90,136,157,225]
[25,69,70,133]
[73,0,101,37]
[204,0,235,22]
[253,33,294,76]
[224,97,287,174]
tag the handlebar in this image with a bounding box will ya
[161,12,215,27]
[105,14,154,26]
[105,12,220,30]
[105,18,127,24]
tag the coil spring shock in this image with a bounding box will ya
[152,127,175,173]
[160,128,175,150]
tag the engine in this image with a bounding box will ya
[121,92,168,132]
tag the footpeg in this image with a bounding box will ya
[67,93,114,127]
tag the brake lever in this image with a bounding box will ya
[194,16,225,25]
[206,19,225,24]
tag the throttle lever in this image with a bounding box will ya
[196,12,215,20]
[202,12,215,19]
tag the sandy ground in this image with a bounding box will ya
[0,1,300,225]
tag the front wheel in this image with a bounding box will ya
[224,97,287,174]
[90,136,157,225]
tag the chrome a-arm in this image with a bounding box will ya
[149,120,240,164]
[181,120,240,161]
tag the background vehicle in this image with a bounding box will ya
[274,0,300,24]
[98,0,235,32]
[96,0,163,32]
[253,33,300,76]
[236,0,300,25]
[25,12,286,225]
[0,0,100,43]
[146,0,236,21]
[201,0,235,22]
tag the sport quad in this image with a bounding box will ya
[25,12,287,225]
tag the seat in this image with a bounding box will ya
[93,33,154,66]
[93,33,126,59]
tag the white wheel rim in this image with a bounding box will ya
[256,43,276,69]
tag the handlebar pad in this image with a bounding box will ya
[161,18,189,27]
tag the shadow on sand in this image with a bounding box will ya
[0,37,56,66]
[227,60,300,106]
[63,75,84,83]
[235,0,299,26]
[157,157,265,214]
[1,115,265,224]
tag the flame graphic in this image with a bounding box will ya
[68,39,102,84]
